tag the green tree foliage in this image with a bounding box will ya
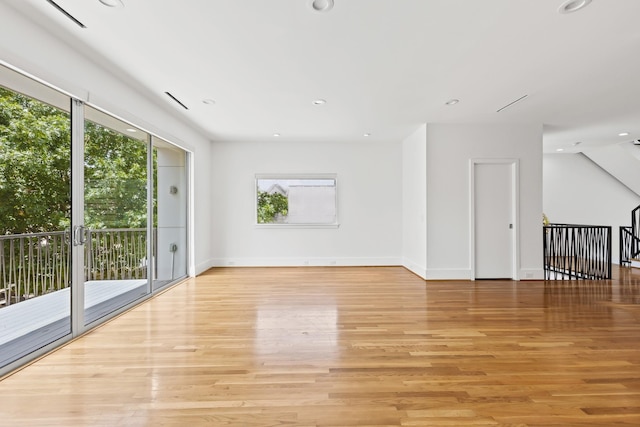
[0,87,71,234]
[0,87,149,234]
[257,191,288,223]
[84,122,148,229]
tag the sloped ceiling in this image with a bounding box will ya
[6,0,640,152]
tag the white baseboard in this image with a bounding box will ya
[519,268,545,280]
[424,268,544,281]
[201,261,544,281]
[194,259,214,275]
[212,257,402,267]
[402,258,427,279]
[425,269,472,280]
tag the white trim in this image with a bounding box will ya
[70,99,85,335]
[187,151,196,277]
[255,173,338,180]
[402,258,427,279]
[195,259,214,275]
[147,134,154,293]
[425,269,473,280]
[469,158,520,281]
[212,257,402,267]
[84,100,194,153]
[0,59,86,103]
[255,224,340,229]
[519,268,545,280]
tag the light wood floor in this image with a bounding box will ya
[1,267,640,426]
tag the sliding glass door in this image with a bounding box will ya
[82,106,151,325]
[0,64,190,373]
[0,65,72,367]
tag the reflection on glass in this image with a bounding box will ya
[0,68,72,368]
[255,176,337,225]
[152,138,187,290]
[83,106,150,324]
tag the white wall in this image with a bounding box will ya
[544,153,640,264]
[0,4,214,275]
[426,124,543,280]
[583,143,640,197]
[402,125,427,278]
[211,139,403,266]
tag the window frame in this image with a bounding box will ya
[254,173,339,228]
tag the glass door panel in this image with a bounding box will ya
[152,137,187,290]
[0,65,72,369]
[83,106,150,325]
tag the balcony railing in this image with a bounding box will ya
[0,228,153,307]
[85,228,150,281]
[543,224,612,280]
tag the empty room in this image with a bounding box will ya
[1,0,639,425]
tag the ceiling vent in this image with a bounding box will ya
[165,92,189,110]
[46,0,86,28]
[496,95,528,113]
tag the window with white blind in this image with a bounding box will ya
[255,174,338,227]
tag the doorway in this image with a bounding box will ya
[471,159,518,280]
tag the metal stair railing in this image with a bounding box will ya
[620,226,634,266]
[631,205,640,259]
[544,224,612,280]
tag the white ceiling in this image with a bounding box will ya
[8,0,640,152]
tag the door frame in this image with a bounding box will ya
[70,99,86,335]
[469,158,519,281]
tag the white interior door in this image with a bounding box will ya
[474,162,514,279]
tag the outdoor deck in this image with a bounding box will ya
[0,279,147,366]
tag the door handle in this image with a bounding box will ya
[73,225,86,246]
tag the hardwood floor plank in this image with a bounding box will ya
[0,266,640,425]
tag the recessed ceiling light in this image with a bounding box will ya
[619,132,630,137]
[126,128,137,133]
[202,99,216,105]
[273,133,280,137]
[310,0,334,13]
[558,0,592,14]
[363,133,371,137]
[445,99,460,106]
[312,99,326,105]
[556,148,565,152]
[99,0,124,8]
